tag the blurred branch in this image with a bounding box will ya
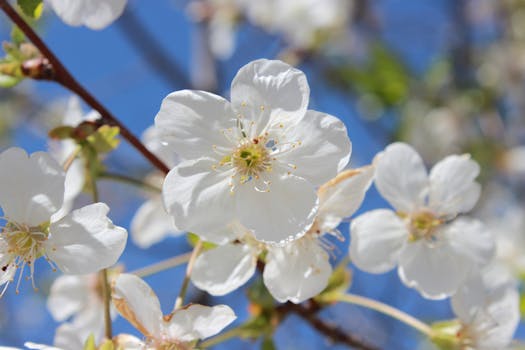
[276,300,380,350]
[116,7,191,89]
[0,0,170,174]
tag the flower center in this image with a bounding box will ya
[231,137,271,183]
[1,220,50,294]
[400,211,442,242]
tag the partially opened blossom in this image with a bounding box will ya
[0,147,127,295]
[350,143,494,299]
[192,166,373,303]
[47,0,127,30]
[432,264,520,350]
[130,126,181,248]
[112,273,236,349]
[156,59,351,244]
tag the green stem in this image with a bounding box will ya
[61,146,81,172]
[199,326,244,348]
[100,268,113,340]
[174,240,203,310]
[98,171,161,193]
[130,252,192,278]
[329,293,433,337]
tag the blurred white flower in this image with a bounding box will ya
[0,147,127,295]
[47,0,127,30]
[350,142,494,299]
[192,166,373,303]
[240,0,352,50]
[130,126,181,249]
[447,264,520,349]
[112,273,236,349]
[156,59,351,244]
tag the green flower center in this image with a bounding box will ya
[232,138,271,182]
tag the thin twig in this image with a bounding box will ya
[174,240,203,310]
[0,0,170,174]
[130,252,192,278]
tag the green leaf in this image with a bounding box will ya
[86,125,120,154]
[261,336,276,350]
[247,277,275,310]
[83,334,97,350]
[187,232,217,250]
[11,26,25,46]
[0,74,21,87]
[17,0,43,19]
[238,315,273,340]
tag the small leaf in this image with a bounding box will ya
[17,0,43,19]
[187,232,217,250]
[0,74,21,87]
[86,125,120,154]
[48,125,74,140]
[247,277,275,310]
[261,336,276,350]
[83,334,97,350]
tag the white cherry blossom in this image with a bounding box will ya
[112,273,236,349]
[350,143,495,299]
[0,147,127,295]
[191,166,373,303]
[130,126,181,249]
[47,0,127,30]
[156,59,351,244]
[433,264,520,350]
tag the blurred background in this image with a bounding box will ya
[0,0,524,349]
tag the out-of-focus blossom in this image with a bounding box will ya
[130,126,181,249]
[350,142,494,299]
[47,0,127,30]
[192,166,373,303]
[156,59,351,244]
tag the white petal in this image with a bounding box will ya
[236,174,318,244]
[112,273,163,339]
[45,203,127,274]
[53,321,93,350]
[131,197,181,249]
[0,148,65,226]
[317,166,374,232]
[373,143,428,212]
[428,154,481,216]
[162,158,236,239]
[141,125,180,169]
[444,217,495,268]
[154,90,235,160]
[230,59,309,136]
[46,274,91,321]
[191,243,257,296]
[165,304,236,342]
[24,343,61,350]
[350,209,407,273]
[277,110,351,186]
[263,236,331,303]
[398,239,472,299]
[48,0,127,30]
[113,334,145,350]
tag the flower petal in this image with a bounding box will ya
[191,243,257,296]
[131,197,181,249]
[165,304,236,342]
[142,125,180,169]
[154,90,235,160]
[162,158,236,240]
[263,236,331,303]
[46,275,91,321]
[276,110,351,186]
[112,273,163,339]
[236,174,318,244]
[0,148,65,226]
[373,143,428,212]
[317,166,374,232]
[428,154,481,217]
[230,59,309,137]
[48,0,127,30]
[350,209,407,273]
[45,203,127,274]
[398,239,472,299]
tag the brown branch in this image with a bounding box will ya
[276,300,380,350]
[0,0,170,174]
